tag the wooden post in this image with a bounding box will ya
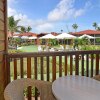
[0,0,8,99]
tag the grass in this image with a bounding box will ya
[19,45,100,52]
[19,45,38,52]
[19,45,62,52]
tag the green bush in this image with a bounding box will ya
[81,45,100,50]
[96,38,100,43]
[8,49,22,53]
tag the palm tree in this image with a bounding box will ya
[8,16,21,36]
[72,24,78,32]
[26,26,32,32]
[97,27,100,31]
[20,26,32,33]
[61,29,63,33]
[20,26,26,33]
[92,22,98,30]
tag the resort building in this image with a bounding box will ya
[71,30,100,45]
[13,32,37,37]
[71,29,100,37]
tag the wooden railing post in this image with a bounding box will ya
[59,56,62,77]
[96,54,99,75]
[14,59,17,80]
[46,56,50,81]
[65,55,68,76]
[20,58,24,78]
[40,57,43,80]
[52,56,56,81]
[81,54,84,76]
[75,54,79,75]
[5,54,10,85]
[70,55,73,75]
[27,57,32,100]
[91,54,94,77]
[86,54,89,77]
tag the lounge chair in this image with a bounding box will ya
[38,45,43,52]
[4,78,56,100]
[44,46,49,51]
[58,45,64,51]
[49,48,55,51]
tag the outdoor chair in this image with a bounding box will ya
[93,74,100,81]
[38,45,43,52]
[44,46,49,51]
[4,78,56,100]
[58,45,64,51]
[49,48,55,51]
[65,45,70,50]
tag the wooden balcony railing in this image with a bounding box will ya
[5,50,100,84]
[5,50,100,99]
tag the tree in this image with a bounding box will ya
[72,24,78,32]
[61,29,63,33]
[97,27,100,31]
[92,22,98,30]
[20,26,32,33]
[20,26,26,33]
[26,26,32,32]
[8,16,21,36]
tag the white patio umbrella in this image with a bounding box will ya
[29,36,37,39]
[56,33,76,49]
[78,34,95,39]
[21,36,29,39]
[13,36,19,38]
[39,34,56,47]
[56,32,76,39]
[39,34,56,39]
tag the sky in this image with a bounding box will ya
[8,0,100,33]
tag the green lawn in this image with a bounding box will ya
[19,45,38,52]
[19,45,100,52]
[20,45,62,52]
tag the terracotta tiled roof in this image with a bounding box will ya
[51,32,59,36]
[13,32,37,37]
[37,33,47,37]
[71,30,100,35]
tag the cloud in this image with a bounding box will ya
[14,13,34,27]
[8,0,18,16]
[35,23,54,32]
[98,23,100,27]
[74,1,92,18]
[7,0,53,32]
[85,1,92,8]
[48,0,91,21]
[7,0,92,33]
[74,9,85,18]
[48,0,75,21]
[7,7,33,26]
[8,7,17,17]
[8,7,53,32]
[8,0,15,4]
[8,0,34,28]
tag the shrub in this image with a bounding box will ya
[8,49,22,53]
